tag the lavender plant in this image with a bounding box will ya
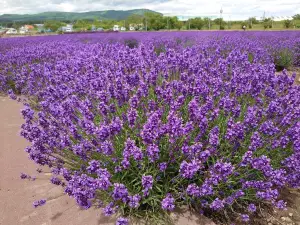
[1,31,300,224]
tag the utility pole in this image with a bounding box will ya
[220,7,223,29]
[208,18,211,30]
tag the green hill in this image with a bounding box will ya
[0,9,161,23]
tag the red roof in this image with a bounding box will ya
[25,25,34,30]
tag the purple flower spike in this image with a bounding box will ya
[33,199,46,208]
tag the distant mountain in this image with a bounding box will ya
[0,9,161,23]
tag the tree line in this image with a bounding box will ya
[1,12,300,32]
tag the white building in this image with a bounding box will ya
[6,28,17,34]
[113,25,119,31]
[19,26,29,34]
[129,25,135,31]
[120,26,126,31]
[61,24,73,32]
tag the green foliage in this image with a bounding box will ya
[203,18,212,29]
[163,16,182,30]
[263,18,273,29]
[248,53,254,63]
[154,44,166,56]
[73,19,91,30]
[44,20,65,32]
[213,18,227,30]
[292,14,300,20]
[0,9,161,23]
[188,17,204,30]
[249,17,259,24]
[127,14,143,25]
[124,39,139,49]
[274,49,293,71]
[144,12,165,31]
[283,20,292,28]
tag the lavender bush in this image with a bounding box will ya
[1,31,300,224]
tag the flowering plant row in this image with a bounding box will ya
[1,31,300,224]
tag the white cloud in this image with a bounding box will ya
[0,0,299,20]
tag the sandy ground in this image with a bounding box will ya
[0,96,215,225]
[0,96,115,225]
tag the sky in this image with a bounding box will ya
[0,0,299,20]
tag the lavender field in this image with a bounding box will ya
[1,31,300,225]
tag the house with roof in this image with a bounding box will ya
[113,25,119,31]
[19,26,28,34]
[24,25,34,30]
[60,24,73,32]
[6,28,17,34]
[129,24,136,31]
[34,24,45,32]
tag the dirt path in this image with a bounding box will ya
[0,96,215,225]
[0,96,115,225]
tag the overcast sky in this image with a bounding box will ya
[0,0,299,20]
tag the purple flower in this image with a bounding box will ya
[8,89,17,100]
[274,200,287,210]
[142,175,153,190]
[161,194,175,211]
[20,172,28,179]
[128,194,141,208]
[210,198,224,211]
[116,217,129,225]
[112,183,128,202]
[146,144,160,162]
[249,132,263,151]
[103,202,116,216]
[179,160,201,179]
[87,160,101,173]
[209,126,219,147]
[240,214,250,222]
[33,199,46,208]
[50,177,62,185]
[186,184,200,197]
[101,140,114,155]
[159,162,167,172]
[248,203,256,213]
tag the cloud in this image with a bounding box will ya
[0,0,299,20]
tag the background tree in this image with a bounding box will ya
[263,18,272,29]
[188,17,204,30]
[249,17,259,24]
[292,14,300,20]
[127,14,143,26]
[213,18,227,29]
[283,19,293,28]
[44,20,65,32]
[73,19,91,31]
[163,16,181,30]
[174,20,183,30]
[203,17,212,29]
[144,12,164,31]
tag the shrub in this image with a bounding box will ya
[124,38,139,49]
[283,20,293,29]
[154,43,166,56]
[274,49,293,71]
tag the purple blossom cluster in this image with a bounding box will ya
[1,31,300,224]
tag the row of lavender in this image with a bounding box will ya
[1,31,300,224]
